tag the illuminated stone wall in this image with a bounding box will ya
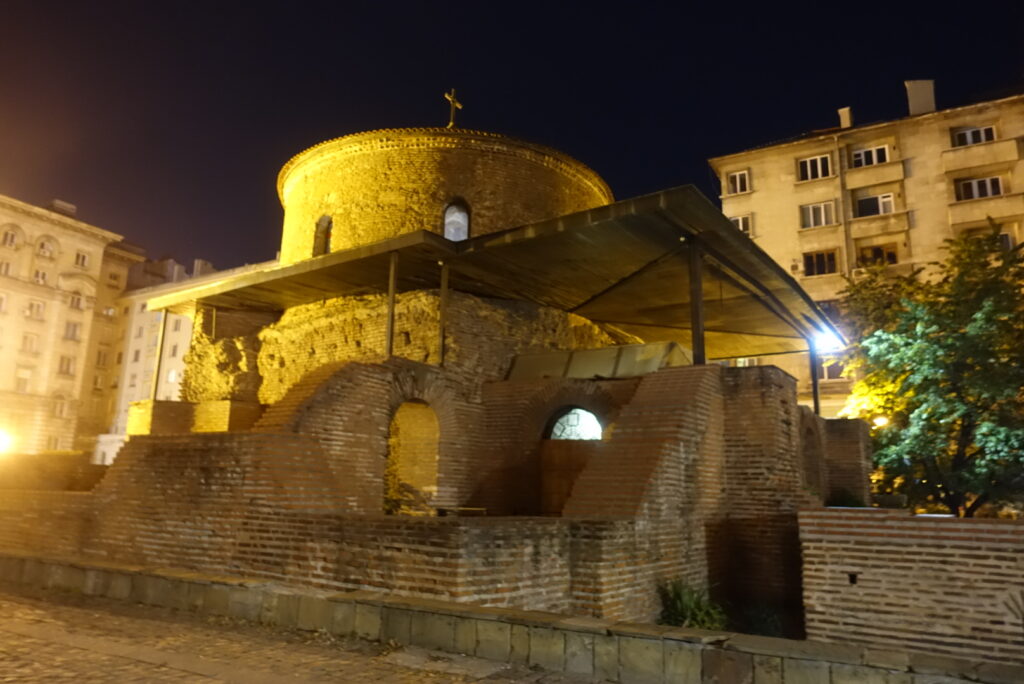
[276,128,613,264]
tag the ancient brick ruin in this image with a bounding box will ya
[0,127,874,633]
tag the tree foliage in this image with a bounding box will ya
[839,225,1024,517]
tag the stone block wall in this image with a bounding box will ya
[800,508,1024,665]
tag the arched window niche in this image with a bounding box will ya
[546,406,603,441]
[383,400,440,515]
[312,215,332,257]
[443,200,470,241]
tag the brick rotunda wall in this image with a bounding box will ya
[800,508,1024,666]
[276,128,613,264]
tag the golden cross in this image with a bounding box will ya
[444,88,463,129]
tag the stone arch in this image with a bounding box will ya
[383,400,440,515]
[312,215,332,256]
[35,234,60,258]
[545,405,604,440]
[519,381,621,444]
[1,223,24,248]
[442,199,470,241]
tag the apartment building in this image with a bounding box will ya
[709,81,1024,416]
[0,195,142,453]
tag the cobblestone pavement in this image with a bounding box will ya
[0,586,592,683]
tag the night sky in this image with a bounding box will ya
[1,3,1022,270]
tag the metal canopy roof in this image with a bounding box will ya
[148,185,839,359]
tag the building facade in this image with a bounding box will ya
[709,82,1024,415]
[0,195,140,454]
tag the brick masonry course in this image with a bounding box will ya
[0,550,1015,684]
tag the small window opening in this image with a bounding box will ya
[443,202,469,241]
[547,407,603,440]
[848,572,859,585]
[313,215,332,256]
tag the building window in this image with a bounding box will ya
[58,355,76,376]
[729,215,753,236]
[172,317,182,332]
[108,272,121,284]
[734,357,759,368]
[798,154,831,181]
[817,355,845,380]
[92,374,104,390]
[15,367,32,393]
[37,240,54,258]
[69,292,83,310]
[851,146,888,168]
[74,251,89,268]
[167,369,178,383]
[955,177,1002,201]
[26,300,44,319]
[21,333,38,353]
[97,350,109,367]
[803,250,838,276]
[33,269,48,285]
[0,292,6,312]
[1,230,16,247]
[53,396,68,418]
[135,326,143,339]
[132,349,141,363]
[64,321,81,341]
[800,201,835,228]
[170,344,179,358]
[0,261,9,276]
[46,435,60,450]
[855,193,895,217]
[951,125,995,148]
[857,243,898,266]
[312,215,333,257]
[726,170,750,194]
[129,373,137,388]
[116,351,123,365]
[443,201,470,242]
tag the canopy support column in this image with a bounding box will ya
[808,344,821,416]
[438,261,449,366]
[385,251,398,357]
[688,240,706,365]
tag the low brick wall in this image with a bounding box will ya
[801,508,1024,666]
[0,551,1016,684]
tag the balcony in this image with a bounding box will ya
[948,193,1024,227]
[849,211,910,239]
[845,160,905,189]
[942,138,1021,174]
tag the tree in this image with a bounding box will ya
[838,225,1024,517]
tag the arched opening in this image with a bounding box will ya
[547,406,603,440]
[539,406,604,516]
[443,201,469,241]
[312,215,332,256]
[383,400,440,515]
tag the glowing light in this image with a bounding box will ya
[550,408,603,440]
[813,330,845,353]
[0,430,13,454]
[872,416,890,428]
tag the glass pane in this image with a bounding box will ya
[826,252,836,273]
[820,157,830,177]
[877,147,887,163]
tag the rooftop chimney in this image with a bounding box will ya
[48,199,77,217]
[905,80,936,116]
[838,106,853,129]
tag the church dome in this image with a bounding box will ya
[276,127,613,264]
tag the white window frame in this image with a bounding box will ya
[74,251,89,268]
[1,231,15,248]
[952,125,995,148]
[851,145,888,168]
[798,154,831,181]
[26,300,45,319]
[58,355,76,376]
[855,193,895,218]
[33,269,47,285]
[729,214,753,236]
[0,261,9,276]
[64,321,81,341]
[726,170,750,195]
[21,333,38,353]
[955,177,1003,201]
[800,201,836,228]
